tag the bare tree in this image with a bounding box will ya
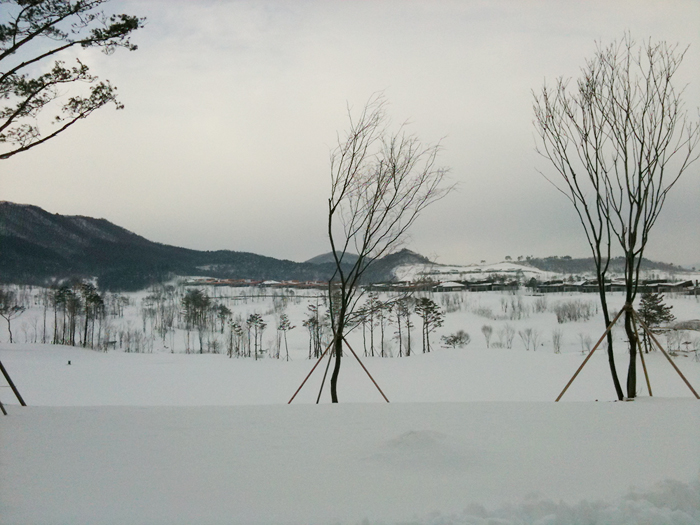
[327,94,451,402]
[534,34,699,398]
[0,288,25,343]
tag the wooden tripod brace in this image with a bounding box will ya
[288,337,390,404]
[556,304,700,401]
[0,359,27,415]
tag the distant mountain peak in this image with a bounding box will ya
[305,248,432,271]
[384,248,433,265]
[305,251,360,265]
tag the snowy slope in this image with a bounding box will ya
[393,260,555,282]
[392,259,700,283]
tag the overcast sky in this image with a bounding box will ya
[3,0,699,266]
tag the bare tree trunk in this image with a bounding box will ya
[362,319,367,356]
[625,310,637,398]
[330,335,342,403]
[83,304,90,348]
[397,310,403,357]
[329,310,346,403]
[406,319,411,357]
[597,282,624,400]
[5,317,13,343]
[42,301,47,344]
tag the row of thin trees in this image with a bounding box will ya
[2,282,451,358]
[302,293,446,358]
[1,283,112,348]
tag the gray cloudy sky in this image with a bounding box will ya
[3,0,700,266]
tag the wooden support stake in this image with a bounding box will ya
[0,360,26,406]
[556,307,626,402]
[343,338,390,403]
[0,397,7,416]
[316,346,334,404]
[631,314,652,396]
[290,337,390,404]
[288,341,333,404]
[632,310,700,399]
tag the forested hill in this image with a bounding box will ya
[521,255,686,275]
[0,202,345,290]
[2,202,687,291]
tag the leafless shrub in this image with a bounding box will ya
[500,296,530,320]
[533,295,548,313]
[553,300,596,323]
[481,325,493,348]
[441,330,471,348]
[665,331,682,353]
[498,323,515,349]
[578,333,593,354]
[473,306,497,320]
[120,328,151,353]
[552,328,563,354]
[518,327,541,351]
[440,293,463,313]
[508,296,529,320]
[532,329,542,350]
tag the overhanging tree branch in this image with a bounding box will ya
[0,0,144,160]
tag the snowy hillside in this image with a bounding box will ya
[393,259,700,284]
[1,286,699,524]
[393,260,556,282]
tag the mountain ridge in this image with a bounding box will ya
[0,202,692,290]
[0,202,343,290]
[0,202,417,290]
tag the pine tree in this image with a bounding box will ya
[246,313,265,359]
[0,1,144,160]
[638,292,675,327]
[277,314,295,361]
[638,292,675,352]
[415,298,444,353]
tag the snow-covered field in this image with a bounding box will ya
[1,286,699,524]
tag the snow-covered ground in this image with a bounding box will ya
[1,287,699,524]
